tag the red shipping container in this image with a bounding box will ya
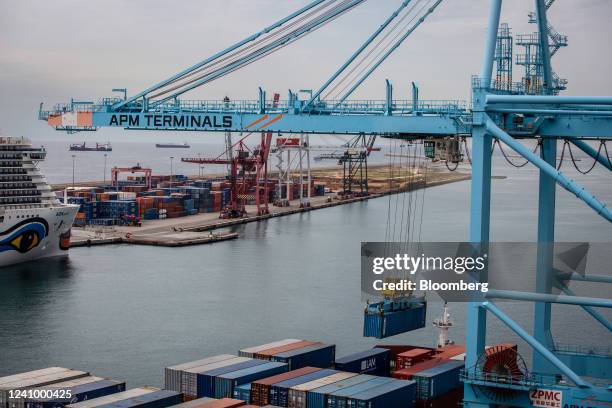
[435,344,465,360]
[392,357,451,380]
[251,367,321,406]
[200,398,245,408]
[396,348,436,369]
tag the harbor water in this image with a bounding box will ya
[0,138,610,387]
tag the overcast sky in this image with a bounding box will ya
[1,0,611,138]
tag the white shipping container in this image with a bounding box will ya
[288,372,357,408]
[181,357,250,397]
[165,354,235,392]
[1,369,89,408]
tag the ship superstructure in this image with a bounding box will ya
[0,136,78,267]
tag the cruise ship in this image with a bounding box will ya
[0,136,78,267]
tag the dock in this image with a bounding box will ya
[68,169,471,248]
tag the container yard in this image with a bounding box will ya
[2,0,611,408]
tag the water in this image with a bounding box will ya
[0,146,610,387]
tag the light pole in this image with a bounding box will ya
[198,153,201,177]
[71,154,76,189]
[170,156,174,188]
[103,153,108,185]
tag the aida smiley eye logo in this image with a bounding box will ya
[0,218,49,254]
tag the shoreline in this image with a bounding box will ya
[69,169,472,247]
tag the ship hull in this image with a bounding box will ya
[0,205,79,268]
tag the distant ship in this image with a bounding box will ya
[69,142,112,152]
[0,136,79,267]
[156,142,190,148]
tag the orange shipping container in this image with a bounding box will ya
[254,340,319,360]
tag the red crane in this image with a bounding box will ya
[182,131,272,218]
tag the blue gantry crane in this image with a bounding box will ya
[38,0,611,406]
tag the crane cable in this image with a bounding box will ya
[323,0,426,100]
[149,0,362,100]
[558,139,611,174]
[329,0,438,102]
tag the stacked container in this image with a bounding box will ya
[392,358,450,380]
[65,387,182,408]
[250,368,321,406]
[287,372,357,408]
[269,369,337,407]
[306,375,377,408]
[396,349,436,369]
[239,340,302,359]
[186,358,266,399]
[411,361,464,401]
[214,362,288,399]
[345,379,416,408]
[0,368,90,408]
[334,349,390,376]
[180,357,251,398]
[165,354,236,393]
[270,344,335,371]
[23,376,125,408]
[325,377,393,408]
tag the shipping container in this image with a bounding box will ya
[326,377,394,408]
[232,383,250,404]
[8,376,103,408]
[363,302,427,339]
[165,355,236,392]
[346,379,416,408]
[163,398,216,408]
[181,357,253,398]
[243,340,303,359]
[250,368,321,406]
[269,369,337,407]
[414,388,463,408]
[93,389,181,408]
[412,361,464,401]
[396,349,436,369]
[306,375,377,408]
[215,362,288,399]
[287,372,357,408]
[334,349,390,376]
[24,377,126,408]
[65,387,159,408]
[270,344,335,370]
[195,359,267,398]
[392,358,450,380]
[253,341,319,361]
[433,345,465,360]
[1,368,90,408]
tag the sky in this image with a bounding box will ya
[1,0,611,139]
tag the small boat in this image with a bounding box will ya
[156,142,190,148]
[69,142,112,152]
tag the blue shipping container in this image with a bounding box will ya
[269,369,337,407]
[326,377,394,408]
[214,362,288,399]
[307,375,377,408]
[334,348,390,376]
[363,302,427,339]
[412,360,464,400]
[271,344,335,371]
[232,383,251,404]
[97,390,182,408]
[196,359,267,398]
[347,380,416,408]
[26,380,126,408]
